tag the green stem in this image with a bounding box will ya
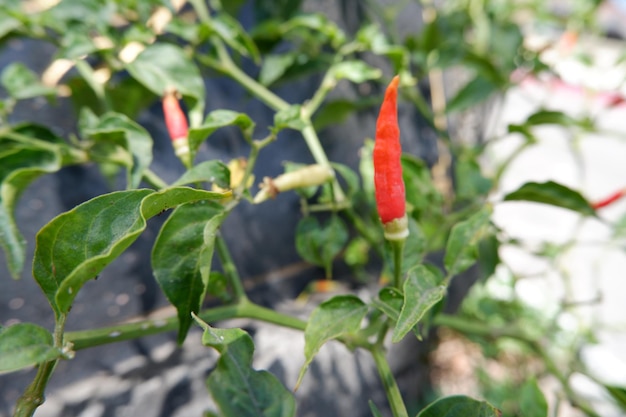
[390,239,405,289]
[13,360,58,417]
[14,315,67,417]
[433,313,529,341]
[3,131,88,164]
[530,341,601,417]
[213,42,289,111]
[303,70,336,117]
[66,302,306,350]
[237,300,307,331]
[371,346,409,417]
[237,133,276,195]
[215,235,249,301]
[301,122,346,203]
[492,140,533,186]
[142,168,168,190]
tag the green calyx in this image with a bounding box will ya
[382,214,409,242]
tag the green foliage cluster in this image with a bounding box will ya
[0,1,622,417]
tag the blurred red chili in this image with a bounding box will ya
[374,75,408,241]
[162,89,191,166]
[163,90,188,141]
[592,188,626,210]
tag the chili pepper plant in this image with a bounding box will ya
[1,1,624,417]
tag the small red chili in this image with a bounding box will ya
[162,89,191,166]
[592,188,626,210]
[163,90,188,141]
[373,75,408,241]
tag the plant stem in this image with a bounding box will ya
[66,302,306,350]
[390,239,405,288]
[237,133,276,195]
[371,346,409,417]
[433,313,529,341]
[142,168,168,190]
[215,235,249,301]
[237,301,307,331]
[14,315,67,417]
[13,360,58,417]
[301,122,346,203]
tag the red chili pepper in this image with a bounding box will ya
[163,90,188,141]
[162,89,191,166]
[374,75,408,241]
[592,188,626,210]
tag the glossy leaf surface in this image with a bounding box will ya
[33,187,230,315]
[295,215,348,278]
[84,112,153,188]
[195,319,296,417]
[392,265,446,343]
[503,181,595,216]
[444,207,492,276]
[188,110,255,154]
[417,395,501,417]
[297,295,367,388]
[152,202,226,343]
[0,323,60,373]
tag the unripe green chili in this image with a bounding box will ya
[162,88,191,167]
[253,164,334,204]
[374,75,408,241]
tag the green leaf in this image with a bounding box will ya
[33,187,230,316]
[0,323,61,373]
[281,14,346,48]
[172,160,230,189]
[392,265,446,343]
[605,385,626,412]
[1,62,57,100]
[519,378,548,417]
[84,112,153,189]
[444,207,492,276]
[417,395,501,417]
[344,237,370,268]
[259,52,298,86]
[126,43,205,125]
[0,141,63,279]
[60,30,97,59]
[446,76,499,113]
[297,295,367,388]
[525,110,578,127]
[313,99,359,131]
[371,286,404,322]
[273,105,306,132]
[331,163,360,197]
[455,153,492,200]
[194,319,296,417]
[401,154,443,219]
[152,202,226,344]
[252,0,305,23]
[0,12,22,40]
[211,13,261,63]
[331,60,382,83]
[295,215,348,277]
[503,181,595,216]
[369,400,384,417]
[478,233,500,280]
[188,110,255,155]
